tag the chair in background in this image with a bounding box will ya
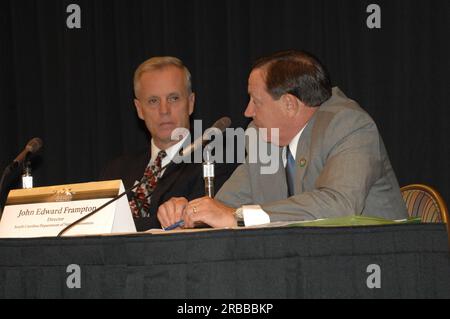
[401,184,448,224]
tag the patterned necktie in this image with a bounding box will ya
[129,150,167,218]
[286,146,296,197]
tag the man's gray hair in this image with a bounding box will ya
[133,56,192,97]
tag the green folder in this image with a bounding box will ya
[285,215,421,227]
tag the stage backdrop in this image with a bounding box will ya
[0,0,449,204]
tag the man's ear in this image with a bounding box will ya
[188,92,195,115]
[134,98,144,120]
[282,94,299,116]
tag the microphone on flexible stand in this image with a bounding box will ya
[0,138,43,215]
[199,117,231,198]
[12,138,43,169]
[164,117,232,231]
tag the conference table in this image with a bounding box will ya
[0,223,449,299]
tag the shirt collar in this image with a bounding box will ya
[151,133,190,167]
[287,125,306,160]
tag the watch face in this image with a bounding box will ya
[234,208,244,220]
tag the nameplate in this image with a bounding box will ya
[0,180,136,238]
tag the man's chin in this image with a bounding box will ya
[163,134,183,143]
[153,136,181,149]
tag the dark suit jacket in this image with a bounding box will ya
[100,148,237,231]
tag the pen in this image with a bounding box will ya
[164,220,185,231]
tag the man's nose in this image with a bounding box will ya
[244,102,255,118]
[159,100,170,114]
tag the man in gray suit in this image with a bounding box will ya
[157,50,408,229]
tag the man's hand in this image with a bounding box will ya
[183,196,237,228]
[157,197,188,229]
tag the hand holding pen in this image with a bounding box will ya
[162,199,202,230]
[163,154,215,231]
[160,196,237,230]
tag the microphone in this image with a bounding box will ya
[13,137,43,167]
[0,138,43,214]
[180,117,231,158]
[164,118,232,231]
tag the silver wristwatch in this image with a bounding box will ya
[233,207,244,223]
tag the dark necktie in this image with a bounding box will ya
[286,146,296,197]
[129,150,167,218]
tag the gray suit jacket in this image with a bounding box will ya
[216,87,408,221]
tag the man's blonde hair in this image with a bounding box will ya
[133,56,192,97]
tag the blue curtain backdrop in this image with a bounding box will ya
[0,0,449,204]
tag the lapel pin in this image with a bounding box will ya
[299,158,307,168]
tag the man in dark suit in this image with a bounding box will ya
[100,56,235,231]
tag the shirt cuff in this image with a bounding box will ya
[240,205,271,226]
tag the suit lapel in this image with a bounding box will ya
[126,151,150,190]
[148,161,187,212]
[294,114,317,194]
